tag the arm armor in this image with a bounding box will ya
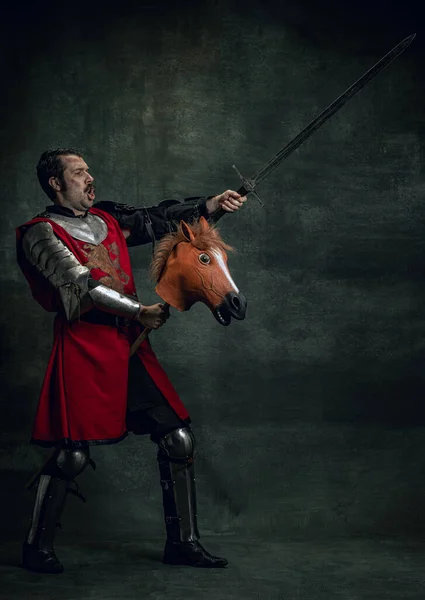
[22,222,142,321]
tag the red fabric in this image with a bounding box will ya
[16,207,189,446]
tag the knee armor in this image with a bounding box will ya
[43,448,91,481]
[158,428,195,462]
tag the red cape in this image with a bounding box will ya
[16,207,189,447]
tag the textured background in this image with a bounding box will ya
[1,0,425,549]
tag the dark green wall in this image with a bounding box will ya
[1,0,425,541]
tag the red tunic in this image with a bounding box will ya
[16,207,189,447]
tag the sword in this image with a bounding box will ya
[212,33,416,218]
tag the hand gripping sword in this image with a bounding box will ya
[212,34,416,220]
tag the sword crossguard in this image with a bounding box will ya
[232,164,264,207]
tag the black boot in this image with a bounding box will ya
[163,540,228,568]
[22,448,91,574]
[157,428,228,568]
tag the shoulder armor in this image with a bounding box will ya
[22,222,90,288]
[22,222,141,321]
[22,222,91,320]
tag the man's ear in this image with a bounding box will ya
[48,176,61,193]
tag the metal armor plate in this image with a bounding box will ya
[44,212,108,245]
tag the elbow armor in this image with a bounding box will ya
[22,222,141,321]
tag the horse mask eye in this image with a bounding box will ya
[198,253,211,265]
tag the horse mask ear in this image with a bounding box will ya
[180,220,195,242]
[199,216,210,231]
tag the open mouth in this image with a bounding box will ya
[86,186,95,200]
[213,293,247,327]
[214,305,232,327]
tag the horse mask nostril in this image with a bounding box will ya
[222,292,246,321]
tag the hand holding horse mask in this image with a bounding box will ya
[137,302,170,330]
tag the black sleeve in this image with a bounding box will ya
[94,196,213,247]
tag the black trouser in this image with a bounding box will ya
[125,353,190,442]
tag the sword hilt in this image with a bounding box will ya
[209,164,264,224]
[232,164,264,207]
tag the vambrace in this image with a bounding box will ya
[22,222,142,321]
[88,281,141,319]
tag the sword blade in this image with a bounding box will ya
[243,34,415,191]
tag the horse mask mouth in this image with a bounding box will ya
[214,291,247,327]
[214,305,232,326]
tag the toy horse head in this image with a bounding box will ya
[151,216,247,326]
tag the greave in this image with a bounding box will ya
[25,474,68,552]
[157,428,200,543]
[22,448,91,573]
[157,428,228,568]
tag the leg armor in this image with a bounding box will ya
[22,448,91,574]
[157,428,227,568]
[157,427,199,543]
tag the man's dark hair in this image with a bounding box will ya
[36,148,82,201]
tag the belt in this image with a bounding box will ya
[79,310,132,328]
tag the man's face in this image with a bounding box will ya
[52,155,95,214]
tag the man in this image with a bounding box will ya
[16,148,247,574]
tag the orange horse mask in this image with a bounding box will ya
[151,216,247,326]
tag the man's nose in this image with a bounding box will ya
[86,173,94,183]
